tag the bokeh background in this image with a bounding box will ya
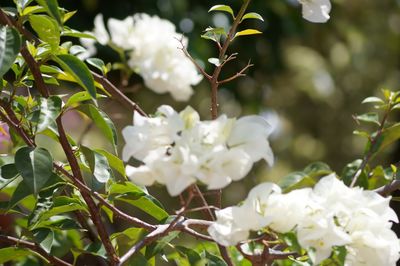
[4,0,400,206]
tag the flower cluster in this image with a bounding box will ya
[298,0,331,23]
[208,174,400,265]
[81,14,202,101]
[122,105,274,196]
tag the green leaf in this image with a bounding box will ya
[0,164,19,179]
[33,228,54,253]
[109,182,168,221]
[234,29,262,39]
[8,179,32,209]
[37,96,62,133]
[95,149,126,177]
[378,123,400,153]
[241,12,264,22]
[176,246,205,266]
[0,247,34,264]
[0,26,21,78]
[33,217,82,231]
[15,147,53,195]
[36,0,62,25]
[86,58,107,74]
[76,104,117,152]
[201,27,226,43]
[362,96,384,104]
[81,146,114,183]
[65,91,106,108]
[54,54,96,100]
[209,5,235,18]
[146,230,180,259]
[61,27,96,39]
[205,251,227,266]
[278,172,316,193]
[355,112,380,126]
[29,15,60,51]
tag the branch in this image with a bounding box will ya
[0,235,72,266]
[218,60,254,84]
[176,37,212,80]
[55,117,120,265]
[91,72,147,117]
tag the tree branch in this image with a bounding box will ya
[218,60,254,85]
[0,235,72,266]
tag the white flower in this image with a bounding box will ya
[107,16,135,49]
[298,0,331,23]
[81,13,202,101]
[227,116,274,166]
[208,174,399,265]
[127,14,202,101]
[123,105,275,196]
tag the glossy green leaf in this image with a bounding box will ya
[95,149,125,177]
[0,26,21,78]
[76,104,117,152]
[37,96,62,133]
[15,147,53,195]
[0,247,33,264]
[241,12,264,22]
[0,164,19,179]
[65,91,106,108]
[201,27,227,43]
[33,217,82,231]
[29,15,60,51]
[21,5,45,16]
[208,5,235,18]
[61,28,96,39]
[109,182,168,221]
[86,58,107,74]
[33,228,54,253]
[36,0,62,25]
[81,146,113,183]
[54,54,96,100]
[234,29,262,39]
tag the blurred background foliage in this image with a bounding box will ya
[3,0,400,207]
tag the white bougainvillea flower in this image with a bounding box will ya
[81,13,202,101]
[299,0,331,23]
[208,174,400,265]
[123,105,274,196]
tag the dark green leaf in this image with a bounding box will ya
[378,123,400,153]
[76,104,117,152]
[54,54,96,100]
[96,149,126,177]
[0,163,19,179]
[278,172,316,193]
[29,15,60,51]
[8,179,32,209]
[33,228,54,253]
[176,246,205,266]
[15,147,53,194]
[0,26,21,78]
[36,0,62,25]
[205,251,227,266]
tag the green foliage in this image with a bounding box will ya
[0,25,21,78]
[15,146,54,195]
[29,15,60,51]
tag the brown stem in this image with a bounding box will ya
[0,235,72,266]
[91,72,147,117]
[56,117,119,265]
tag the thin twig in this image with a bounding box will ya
[218,61,254,84]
